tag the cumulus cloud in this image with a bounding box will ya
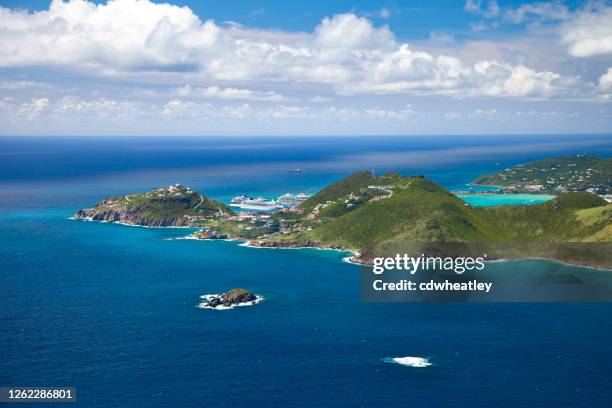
[599,68,612,94]
[561,4,612,57]
[17,97,50,119]
[0,0,222,69]
[467,2,612,59]
[0,0,600,100]
[175,85,284,101]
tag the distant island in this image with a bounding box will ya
[473,155,611,195]
[74,159,612,268]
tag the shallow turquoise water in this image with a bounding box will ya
[458,193,556,206]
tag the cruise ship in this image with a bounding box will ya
[229,196,281,211]
[230,193,311,211]
[278,192,311,207]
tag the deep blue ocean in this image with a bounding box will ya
[1,135,612,407]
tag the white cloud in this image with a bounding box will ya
[445,107,578,121]
[17,97,50,119]
[364,105,415,119]
[464,0,500,18]
[0,0,605,103]
[600,68,612,90]
[0,96,140,120]
[162,100,211,117]
[162,99,252,118]
[466,1,569,23]
[175,85,284,101]
[503,1,569,24]
[561,4,612,57]
[599,68,612,100]
[267,105,312,119]
[0,80,52,90]
[468,2,612,59]
[54,97,136,117]
[0,0,221,69]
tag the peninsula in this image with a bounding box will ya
[473,154,611,194]
[74,171,612,268]
[74,184,232,227]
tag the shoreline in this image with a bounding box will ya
[70,216,610,271]
[237,239,362,262]
[70,216,199,229]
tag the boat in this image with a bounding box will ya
[288,168,302,173]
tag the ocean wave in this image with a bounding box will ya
[163,235,199,241]
[383,356,431,368]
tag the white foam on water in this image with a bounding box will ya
[197,294,264,311]
[384,356,431,368]
[164,235,199,241]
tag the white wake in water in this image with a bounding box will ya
[383,356,432,368]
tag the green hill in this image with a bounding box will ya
[74,184,232,227]
[259,172,611,267]
[298,170,376,215]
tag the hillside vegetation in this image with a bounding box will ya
[261,172,611,266]
[74,184,232,227]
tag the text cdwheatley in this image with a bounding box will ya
[373,279,493,293]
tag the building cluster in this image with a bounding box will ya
[492,159,609,195]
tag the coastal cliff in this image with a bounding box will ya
[74,206,193,227]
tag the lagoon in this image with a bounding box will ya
[457,193,556,206]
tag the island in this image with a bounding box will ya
[473,154,611,195]
[199,288,262,309]
[74,169,612,268]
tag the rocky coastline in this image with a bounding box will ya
[74,207,192,227]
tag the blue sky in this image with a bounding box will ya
[0,0,611,135]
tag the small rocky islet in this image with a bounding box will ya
[199,288,261,309]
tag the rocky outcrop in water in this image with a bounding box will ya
[202,288,259,309]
